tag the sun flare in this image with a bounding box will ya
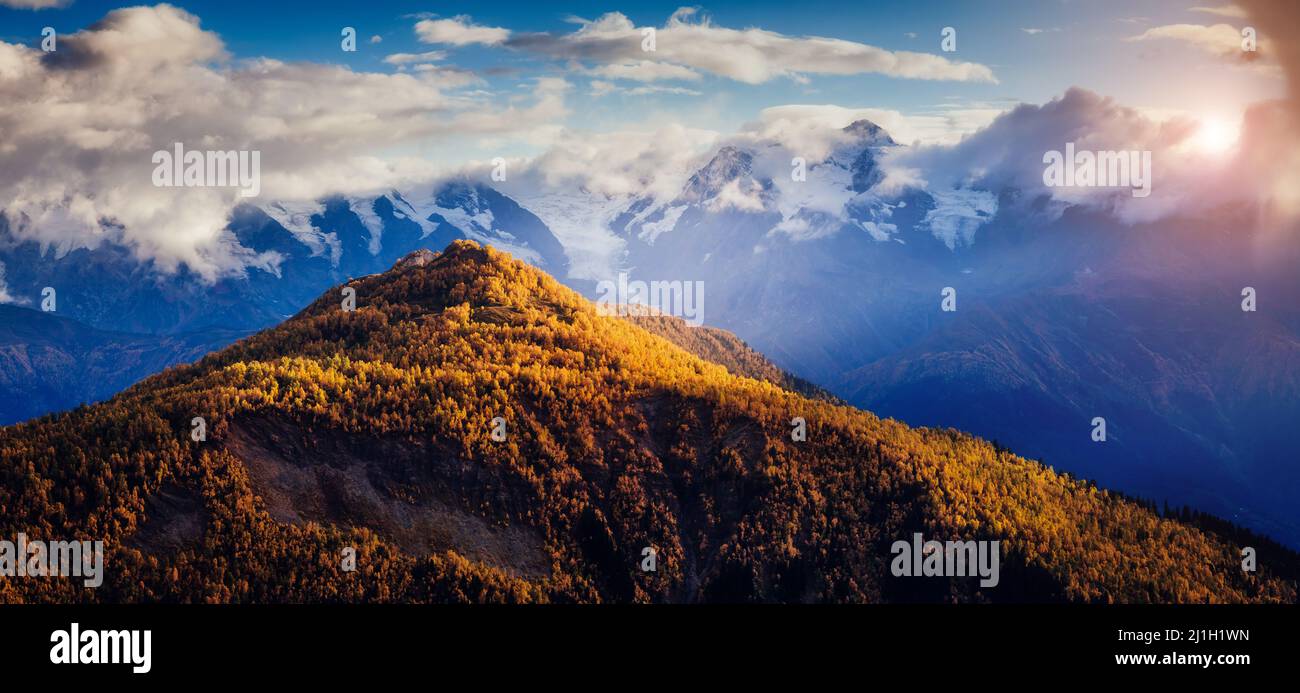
[1191,117,1240,154]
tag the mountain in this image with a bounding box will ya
[844,212,1300,546]
[4,117,1298,553]
[0,180,570,337]
[1,241,1295,604]
[626,313,835,402]
[594,119,1300,548]
[0,304,245,425]
[0,179,571,422]
[609,120,959,382]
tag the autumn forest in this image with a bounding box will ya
[0,242,1295,604]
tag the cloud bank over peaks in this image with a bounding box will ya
[891,87,1275,225]
[511,86,1289,267]
[499,124,721,201]
[0,4,568,281]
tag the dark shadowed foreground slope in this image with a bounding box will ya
[0,242,1295,603]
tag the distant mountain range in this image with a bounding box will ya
[0,180,570,336]
[597,122,1300,548]
[1,119,1298,549]
[2,242,1294,604]
[0,304,245,425]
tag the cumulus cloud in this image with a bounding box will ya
[491,123,719,279]
[733,87,1292,236]
[883,0,1300,230]
[708,179,766,212]
[0,4,566,280]
[890,87,1275,224]
[499,124,719,200]
[415,16,510,46]
[506,9,997,84]
[1118,1,1300,224]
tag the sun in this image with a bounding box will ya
[1190,117,1239,155]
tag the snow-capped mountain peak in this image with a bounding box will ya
[840,119,897,148]
[680,145,763,204]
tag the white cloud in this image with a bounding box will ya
[745,103,1005,155]
[507,10,997,84]
[383,50,447,65]
[491,123,717,279]
[625,85,701,96]
[745,88,1291,235]
[892,87,1266,224]
[410,64,483,89]
[1128,22,1260,60]
[415,16,510,46]
[0,5,567,280]
[500,123,719,201]
[1190,5,1248,18]
[708,179,766,212]
[589,79,701,97]
[587,60,702,82]
[0,0,67,8]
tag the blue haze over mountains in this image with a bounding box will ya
[2,119,1298,548]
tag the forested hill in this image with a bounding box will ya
[0,241,1295,603]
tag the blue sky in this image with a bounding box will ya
[2,0,1283,150]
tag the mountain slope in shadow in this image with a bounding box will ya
[0,304,246,425]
